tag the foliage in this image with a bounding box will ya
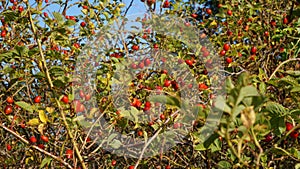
[0,0,300,168]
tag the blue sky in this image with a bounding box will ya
[40,0,147,17]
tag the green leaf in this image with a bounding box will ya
[160,74,167,86]
[236,86,259,106]
[73,115,85,122]
[129,107,144,127]
[120,107,142,124]
[103,12,109,20]
[34,72,46,79]
[39,157,52,169]
[267,79,279,87]
[290,109,300,116]
[78,120,92,128]
[90,9,95,18]
[194,143,206,151]
[109,139,122,149]
[81,9,88,15]
[265,101,287,117]
[217,161,232,169]
[259,82,266,94]
[210,143,221,153]
[0,50,15,59]
[279,76,299,86]
[65,20,76,26]
[149,95,180,107]
[2,10,18,22]
[232,105,246,118]
[15,101,34,113]
[211,139,222,152]
[203,133,219,148]
[215,13,226,18]
[290,147,300,159]
[15,46,28,57]
[53,12,64,24]
[214,96,231,114]
[270,117,285,136]
[291,86,300,93]
[28,48,39,57]
[119,110,131,118]
[225,77,235,91]
[53,79,66,87]
[107,133,118,143]
[49,66,64,76]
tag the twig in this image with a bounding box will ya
[123,0,134,17]
[12,78,35,97]
[269,58,300,80]
[28,6,53,88]
[134,128,162,169]
[134,110,180,168]
[80,110,104,152]
[288,0,295,23]
[55,99,87,169]
[0,124,73,169]
[62,0,69,16]
[251,127,263,169]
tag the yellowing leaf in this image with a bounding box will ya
[210,20,217,27]
[38,124,45,135]
[39,110,48,123]
[25,156,34,164]
[46,107,54,113]
[241,106,256,128]
[118,3,125,8]
[27,118,40,126]
[87,108,98,119]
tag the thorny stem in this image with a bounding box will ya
[28,6,53,88]
[56,99,87,169]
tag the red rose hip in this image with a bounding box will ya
[41,135,49,142]
[6,96,14,104]
[4,105,13,115]
[286,122,293,131]
[34,96,41,103]
[30,136,37,143]
[223,43,230,51]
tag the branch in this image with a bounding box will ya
[134,128,162,169]
[55,99,87,169]
[251,127,263,169]
[269,58,300,80]
[62,0,69,16]
[288,0,295,22]
[28,6,53,88]
[123,0,134,17]
[0,124,73,169]
[134,110,180,169]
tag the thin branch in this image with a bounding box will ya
[251,127,263,169]
[28,6,53,88]
[134,128,162,169]
[288,0,295,22]
[269,58,300,80]
[134,110,180,168]
[62,0,69,16]
[123,0,134,17]
[55,99,87,169]
[0,124,73,169]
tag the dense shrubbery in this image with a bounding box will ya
[0,0,300,168]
